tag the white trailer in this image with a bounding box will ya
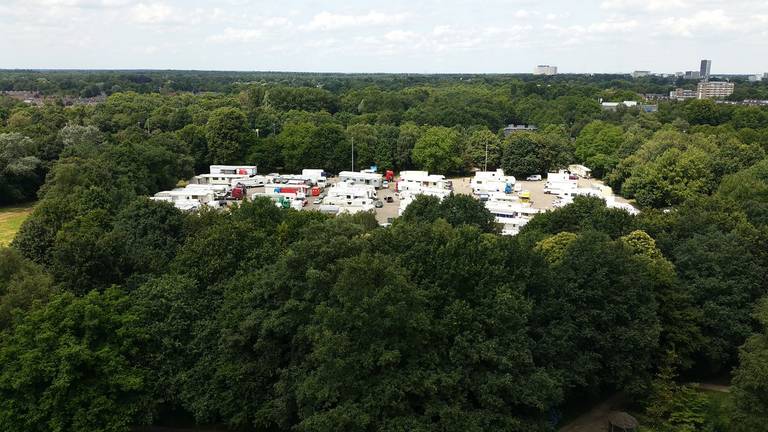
[470,169,516,195]
[568,164,592,179]
[231,176,268,188]
[544,170,578,196]
[191,173,248,186]
[209,165,257,176]
[324,183,377,211]
[301,169,328,187]
[338,171,383,188]
[485,197,540,236]
[396,171,452,195]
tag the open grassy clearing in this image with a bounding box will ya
[0,202,35,247]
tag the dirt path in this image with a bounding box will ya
[694,383,731,393]
[559,393,626,432]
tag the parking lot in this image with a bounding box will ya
[246,175,632,224]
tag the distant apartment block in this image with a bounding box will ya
[503,124,538,136]
[700,59,712,80]
[670,88,697,101]
[684,70,701,80]
[631,70,651,78]
[749,74,763,82]
[601,101,638,111]
[533,65,557,75]
[644,93,669,101]
[697,81,734,99]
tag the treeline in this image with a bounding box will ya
[3,74,768,212]
[2,73,768,431]
[3,193,768,431]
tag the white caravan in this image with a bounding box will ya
[396,171,453,196]
[324,183,377,212]
[209,165,258,176]
[338,171,383,188]
[301,169,328,187]
[191,173,248,186]
[484,196,540,236]
[471,169,516,195]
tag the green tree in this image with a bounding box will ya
[463,128,501,170]
[0,132,42,204]
[0,289,152,432]
[412,126,463,174]
[0,247,54,331]
[574,121,624,178]
[731,298,768,431]
[205,107,251,164]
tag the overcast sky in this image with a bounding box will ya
[1,0,766,74]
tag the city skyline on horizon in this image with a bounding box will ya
[1,0,767,74]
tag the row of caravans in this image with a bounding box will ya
[545,169,639,215]
[396,171,454,216]
[159,166,332,211]
[320,183,378,215]
[151,183,228,211]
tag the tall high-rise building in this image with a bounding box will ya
[700,59,712,80]
[533,65,557,76]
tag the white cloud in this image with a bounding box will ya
[585,19,639,33]
[130,2,173,24]
[304,11,409,31]
[384,30,417,42]
[26,0,136,7]
[601,0,690,12]
[207,27,263,43]
[263,17,291,28]
[658,9,736,36]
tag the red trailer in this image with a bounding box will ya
[231,184,247,200]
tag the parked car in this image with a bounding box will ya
[374,200,384,208]
[526,175,542,181]
[382,180,389,188]
[385,196,394,203]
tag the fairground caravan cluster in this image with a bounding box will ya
[553,183,639,215]
[321,183,378,215]
[153,165,261,210]
[396,171,453,216]
[546,167,639,215]
[470,169,516,196]
[151,184,227,211]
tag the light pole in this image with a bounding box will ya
[484,141,488,172]
[351,137,355,171]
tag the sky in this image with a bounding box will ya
[1,0,767,74]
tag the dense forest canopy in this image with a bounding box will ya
[1,70,768,431]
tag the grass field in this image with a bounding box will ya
[0,202,35,247]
